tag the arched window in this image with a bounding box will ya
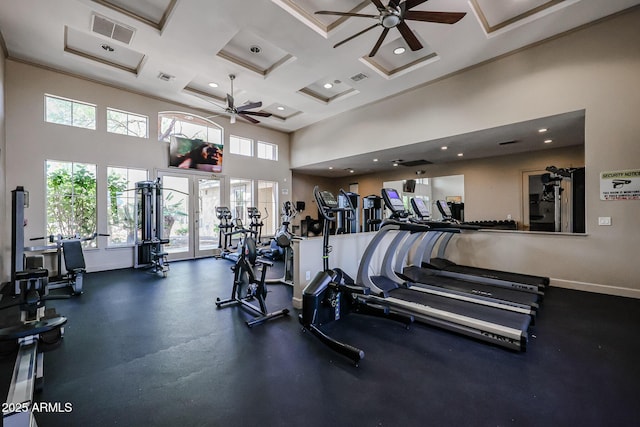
[158,111,223,144]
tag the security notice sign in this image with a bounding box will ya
[600,169,640,200]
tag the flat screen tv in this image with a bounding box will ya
[169,136,223,173]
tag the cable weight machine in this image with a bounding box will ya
[134,179,170,277]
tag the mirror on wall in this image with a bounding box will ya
[523,167,585,233]
[383,175,465,221]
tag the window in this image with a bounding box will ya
[257,141,278,161]
[46,160,97,247]
[158,112,222,144]
[257,180,278,236]
[107,167,148,246]
[45,94,96,129]
[230,178,253,225]
[229,135,253,156]
[107,108,148,138]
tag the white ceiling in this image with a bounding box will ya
[0,0,637,175]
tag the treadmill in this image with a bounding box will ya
[354,218,532,351]
[423,199,548,293]
[380,190,539,317]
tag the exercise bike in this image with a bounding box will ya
[299,187,413,366]
[215,227,289,327]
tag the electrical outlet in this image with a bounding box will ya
[305,271,311,280]
[598,216,612,226]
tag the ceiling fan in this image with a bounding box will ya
[316,0,466,57]
[205,74,272,124]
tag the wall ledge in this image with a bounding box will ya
[551,278,640,299]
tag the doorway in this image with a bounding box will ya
[158,171,221,260]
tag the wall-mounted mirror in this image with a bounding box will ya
[383,174,465,221]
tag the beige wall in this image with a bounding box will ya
[2,61,292,279]
[291,172,341,232]
[290,8,640,295]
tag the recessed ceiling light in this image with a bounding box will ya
[393,47,406,55]
[441,146,448,150]
[538,128,548,133]
[544,139,553,144]
[329,166,333,170]
[349,170,355,173]
[250,45,261,54]
[457,153,464,157]
[393,163,399,167]
[208,82,219,88]
[276,106,285,111]
[323,83,333,89]
[373,158,379,162]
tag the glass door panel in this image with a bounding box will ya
[160,174,190,258]
[197,178,221,256]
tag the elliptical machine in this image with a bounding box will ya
[299,186,412,366]
[247,207,267,245]
[215,226,289,327]
[216,207,234,249]
[265,201,300,285]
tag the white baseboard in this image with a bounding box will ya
[550,278,640,299]
[292,297,302,310]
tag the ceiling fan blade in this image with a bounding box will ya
[190,93,228,110]
[370,0,385,11]
[389,0,400,8]
[238,113,260,124]
[226,93,234,109]
[242,111,272,118]
[397,21,422,51]
[315,11,378,18]
[404,0,429,10]
[404,11,466,24]
[236,101,262,112]
[334,23,379,48]
[369,27,389,57]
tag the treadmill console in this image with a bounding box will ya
[411,198,430,219]
[381,188,409,219]
[316,190,338,209]
[436,200,453,219]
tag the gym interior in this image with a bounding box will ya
[1,2,639,426]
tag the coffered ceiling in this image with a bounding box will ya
[0,0,637,135]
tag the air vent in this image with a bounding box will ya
[91,14,135,45]
[399,159,433,167]
[351,73,368,82]
[498,140,519,146]
[157,72,175,82]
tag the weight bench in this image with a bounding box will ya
[49,240,86,295]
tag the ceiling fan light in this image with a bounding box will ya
[381,14,401,28]
[323,83,333,89]
[208,82,219,88]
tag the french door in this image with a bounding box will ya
[158,171,221,260]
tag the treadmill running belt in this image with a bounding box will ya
[403,266,540,307]
[389,287,532,332]
[428,258,549,286]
